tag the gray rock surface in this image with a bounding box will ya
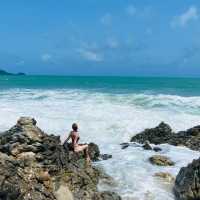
[0,117,121,200]
[131,122,200,151]
[174,157,200,200]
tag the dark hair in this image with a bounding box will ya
[72,123,78,131]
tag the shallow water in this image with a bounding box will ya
[0,77,200,199]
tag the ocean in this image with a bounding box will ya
[0,75,200,200]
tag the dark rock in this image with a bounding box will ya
[153,147,162,152]
[142,140,153,150]
[130,122,200,151]
[131,122,173,145]
[174,157,200,200]
[149,155,175,166]
[186,125,200,136]
[88,142,100,161]
[0,117,120,200]
[120,143,130,149]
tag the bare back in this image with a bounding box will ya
[70,131,80,148]
[68,127,90,162]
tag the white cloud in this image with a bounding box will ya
[171,6,198,28]
[126,5,136,16]
[100,13,112,26]
[41,53,52,62]
[78,49,103,62]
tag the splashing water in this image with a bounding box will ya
[0,78,200,199]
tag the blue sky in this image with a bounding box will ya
[1,0,200,76]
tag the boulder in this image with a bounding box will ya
[149,155,175,166]
[88,142,100,161]
[131,122,173,144]
[174,157,200,200]
[0,117,120,200]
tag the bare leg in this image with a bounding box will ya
[74,144,91,162]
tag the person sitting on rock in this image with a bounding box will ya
[65,123,90,163]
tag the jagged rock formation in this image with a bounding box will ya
[128,122,200,199]
[131,122,200,151]
[0,117,121,200]
[130,122,174,144]
[174,157,200,200]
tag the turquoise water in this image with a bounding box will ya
[1,75,200,96]
[1,75,200,200]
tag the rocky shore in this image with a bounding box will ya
[174,157,200,200]
[0,117,199,200]
[130,122,200,151]
[0,117,121,200]
[129,122,200,200]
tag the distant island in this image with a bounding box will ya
[0,69,26,76]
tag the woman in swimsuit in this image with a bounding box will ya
[65,123,90,162]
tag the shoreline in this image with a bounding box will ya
[0,84,200,199]
[0,117,199,199]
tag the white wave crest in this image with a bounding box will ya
[0,88,200,200]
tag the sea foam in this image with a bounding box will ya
[0,88,200,199]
